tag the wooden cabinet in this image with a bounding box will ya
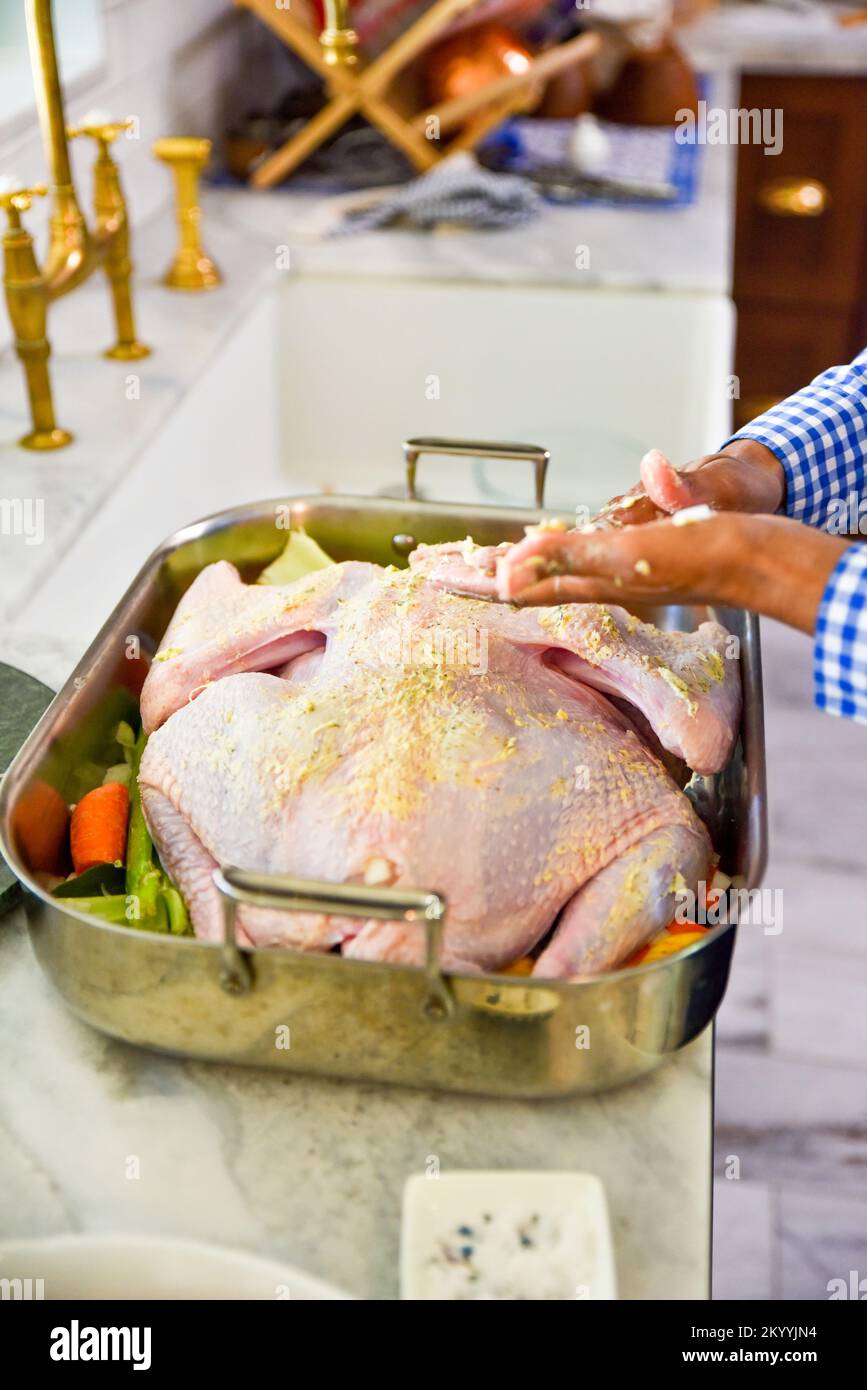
[732,73,867,428]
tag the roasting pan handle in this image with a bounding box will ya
[212,866,453,1017]
[403,437,550,509]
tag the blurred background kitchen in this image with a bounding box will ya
[0,0,866,1300]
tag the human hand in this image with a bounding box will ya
[594,439,787,530]
[500,512,848,636]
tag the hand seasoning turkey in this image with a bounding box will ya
[138,545,741,977]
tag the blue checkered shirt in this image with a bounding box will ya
[728,348,867,724]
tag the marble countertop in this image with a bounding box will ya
[214,76,735,296]
[684,3,867,76]
[0,896,711,1299]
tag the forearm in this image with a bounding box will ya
[714,515,853,634]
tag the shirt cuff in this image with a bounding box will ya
[724,419,809,521]
[721,352,867,527]
[814,544,867,724]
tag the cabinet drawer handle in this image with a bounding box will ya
[757,177,830,218]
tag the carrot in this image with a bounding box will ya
[70,782,130,875]
[642,930,707,963]
[500,955,534,977]
[623,944,650,968]
[13,779,70,874]
[623,920,709,968]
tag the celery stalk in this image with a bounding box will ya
[72,895,133,924]
[162,884,191,935]
[125,726,160,918]
[122,725,193,935]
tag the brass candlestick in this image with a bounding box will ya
[153,137,221,292]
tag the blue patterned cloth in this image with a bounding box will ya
[332,153,541,235]
[727,348,867,724]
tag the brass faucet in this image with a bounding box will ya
[1,0,150,450]
[320,0,360,67]
[1,182,71,451]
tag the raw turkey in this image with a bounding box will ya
[138,551,741,977]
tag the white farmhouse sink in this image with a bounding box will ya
[17,274,732,645]
[274,276,733,512]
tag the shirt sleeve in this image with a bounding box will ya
[724,348,867,528]
[814,544,867,725]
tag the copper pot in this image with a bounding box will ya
[536,61,594,120]
[594,36,698,127]
[424,23,533,109]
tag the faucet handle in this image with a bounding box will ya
[0,179,47,223]
[152,136,213,168]
[67,115,133,151]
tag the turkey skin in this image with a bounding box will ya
[138,554,740,977]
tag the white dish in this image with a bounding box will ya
[401,1170,617,1301]
[0,1234,351,1301]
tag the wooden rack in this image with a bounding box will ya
[235,0,600,187]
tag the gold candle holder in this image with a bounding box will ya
[152,137,221,292]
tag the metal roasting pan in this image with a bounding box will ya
[0,441,767,1097]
